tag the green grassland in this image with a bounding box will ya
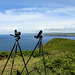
[0,38,75,75]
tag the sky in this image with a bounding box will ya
[0,0,75,34]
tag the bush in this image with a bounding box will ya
[0,50,10,58]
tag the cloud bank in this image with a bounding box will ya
[0,7,75,34]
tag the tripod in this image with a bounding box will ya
[19,30,46,75]
[1,32,29,75]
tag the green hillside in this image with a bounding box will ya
[0,38,75,75]
[43,38,75,52]
[44,38,75,75]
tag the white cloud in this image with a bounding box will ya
[0,7,75,34]
[0,12,43,22]
[46,7,75,16]
[0,26,18,34]
[0,13,1,14]
[22,7,37,11]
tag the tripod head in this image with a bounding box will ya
[10,30,21,40]
[34,30,43,39]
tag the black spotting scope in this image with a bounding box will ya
[14,30,21,37]
[34,30,43,39]
[10,30,21,40]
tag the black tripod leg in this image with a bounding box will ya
[1,42,16,75]
[17,42,29,75]
[41,44,46,75]
[36,68,41,75]
[28,69,34,74]
[34,67,41,75]
[17,70,21,75]
[10,41,17,75]
[20,41,40,74]
[29,67,41,75]
[39,40,41,56]
[28,67,41,75]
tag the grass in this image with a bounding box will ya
[0,38,75,75]
[0,56,41,75]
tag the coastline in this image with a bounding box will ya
[44,33,75,36]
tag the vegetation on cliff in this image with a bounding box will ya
[0,38,75,75]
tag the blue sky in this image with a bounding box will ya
[0,0,75,34]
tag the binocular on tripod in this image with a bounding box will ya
[1,30,46,75]
[10,30,21,40]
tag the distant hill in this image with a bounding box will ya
[45,33,75,36]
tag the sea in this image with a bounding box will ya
[0,34,75,51]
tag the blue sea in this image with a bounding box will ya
[0,34,75,51]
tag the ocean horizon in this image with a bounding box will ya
[0,33,75,51]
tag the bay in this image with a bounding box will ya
[0,34,75,51]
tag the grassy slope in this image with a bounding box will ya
[43,38,75,75]
[0,38,75,75]
[43,38,75,52]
